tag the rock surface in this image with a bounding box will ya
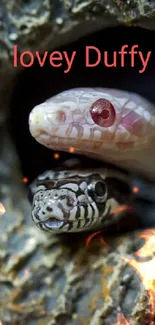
[0,0,155,121]
[0,131,154,324]
[1,0,155,63]
[1,1,155,324]
[1,0,155,76]
[0,186,153,324]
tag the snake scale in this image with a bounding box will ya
[28,88,155,233]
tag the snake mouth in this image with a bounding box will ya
[39,217,66,230]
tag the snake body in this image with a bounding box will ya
[28,88,155,233]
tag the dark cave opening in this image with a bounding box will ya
[9,25,155,182]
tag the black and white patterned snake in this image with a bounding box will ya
[28,88,155,233]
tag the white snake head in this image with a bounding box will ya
[29,88,155,180]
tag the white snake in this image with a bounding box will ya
[28,88,155,233]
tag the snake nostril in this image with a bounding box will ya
[46,206,53,212]
[90,98,116,127]
[56,110,66,123]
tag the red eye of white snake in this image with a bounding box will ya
[90,98,116,127]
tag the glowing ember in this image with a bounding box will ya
[53,153,60,159]
[24,269,29,275]
[110,204,135,216]
[0,202,5,216]
[0,320,2,325]
[132,186,139,193]
[22,177,29,183]
[69,146,75,153]
[86,230,109,248]
[116,312,130,325]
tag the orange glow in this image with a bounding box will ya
[86,226,155,323]
[132,186,139,193]
[121,229,155,322]
[69,146,75,153]
[116,313,130,324]
[0,321,2,325]
[24,269,29,275]
[53,153,60,159]
[86,205,134,248]
[22,177,29,183]
[86,230,109,248]
[110,204,135,216]
[86,205,134,247]
[0,202,5,216]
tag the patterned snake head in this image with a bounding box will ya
[30,168,131,233]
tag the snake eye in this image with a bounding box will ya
[88,180,107,203]
[90,98,116,127]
